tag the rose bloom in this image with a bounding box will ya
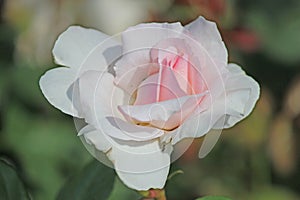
[40,16,260,190]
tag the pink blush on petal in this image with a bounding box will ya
[169,50,207,95]
[134,66,186,105]
[187,63,208,94]
[133,38,207,106]
[171,54,192,94]
[150,38,207,96]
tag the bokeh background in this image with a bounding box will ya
[1,0,300,199]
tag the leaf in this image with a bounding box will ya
[196,196,232,200]
[0,159,30,200]
[56,160,115,200]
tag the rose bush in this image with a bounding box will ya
[39,16,260,190]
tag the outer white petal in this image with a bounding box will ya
[181,17,229,109]
[53,26,120,70]
[78,71,125,126]
[78,122,171,191]
[185,16,228,69]
[108,139,172,190]
[215,63,260,128]
[39,67,80,117]
[41,26,121,117]
[78,124,112,153]
[78,124,114,168]
[198,64,260,158]
[79,123,171,191]
[163,63,260,144]
[163,99,225,145]
[121,22,184,53]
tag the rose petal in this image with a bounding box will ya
[185,16,228,69]
[78,71,126,126]
[150,38,207,94]
[101,117,164,141]
[53,26,120,70]
[214,63,260,128]
[79,125,172,191]
[187,61,208,94]
[119,93,207,130]
[78,125,172,191]
[39,67,80,116]
[114,50,159,94]
[78,124,114,168]
[163,98,225,145]
[198,64,260,158]
[108,139,172,190]
[78,124,112,153]
[121,22,184,53]
[182,17,229,101]
[114,22,184,93]
[150,39,190,92]
[184,45,227,108]
[163,63,260,144]
[41,26,121,117]
[134,66,186,105]
[78,71,163,141]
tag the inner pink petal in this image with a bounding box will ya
[134,66,186,105]
[150,38,207,95]
[158,65,186,102]
[133,74,158,105]
[169,52,207,95]
[188,63,207,94]
[171,55,192,93]
[132,37,207,111]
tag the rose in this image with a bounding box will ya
[39,16,260,190]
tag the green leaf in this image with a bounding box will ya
[196,196,232,200]
[56,160,115,200]
[0,159,30,200]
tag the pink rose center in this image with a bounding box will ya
[133,39,207,106]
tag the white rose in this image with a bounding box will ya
[39,16,260,190]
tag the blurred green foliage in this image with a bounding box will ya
[0,159,30,200]
[244,0,300,64]
[0,12,92,200]
[57,160,115,200]
[108,178,141,200]
[196,196,232,200]
[0,0,300,200]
